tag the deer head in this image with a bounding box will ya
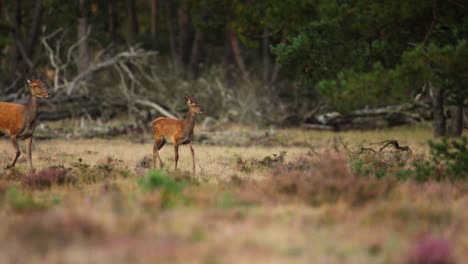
[26,78,51,98]
[185,93,204,114]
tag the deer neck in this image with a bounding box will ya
[23,95,39,129]
[182,110,196,139]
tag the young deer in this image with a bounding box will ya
[0,78,51,172]
[152,94,204,174]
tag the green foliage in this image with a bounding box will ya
[429,137,468,180]
[216,192,244,209]
[139,170,188,208]
[139,169,185,194]
[316,63,411,112]
[273,0,468,113]
[4,187,47,213]
[396,137,467,182]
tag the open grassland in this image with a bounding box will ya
[0,125,466,263]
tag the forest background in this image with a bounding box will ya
[0,0,466,137]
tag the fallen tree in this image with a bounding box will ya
[303,103,432,131]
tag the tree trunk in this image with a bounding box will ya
[165,1,180,72]
[223,25,235,88]
[262,27,270,83]
[129,0,139,40]
[150,0,158,37]
[13,0,22,70]
[431,85,446,137]
[25,0,43,58]
[177,3,190,68]
[447,104,464,137]
[107,0,116,40]
[77,0,90,74]
[188,28,204,79]
[228,26,248,80]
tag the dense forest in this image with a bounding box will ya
[0,0,466,136]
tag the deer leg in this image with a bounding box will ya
[26,137,35,172]
[153,139,164,169]
[6,136,20,169]
[174,144,180,171]
[190,143,196,175]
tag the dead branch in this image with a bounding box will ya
[135,99,177,119]
[336,137,358,157]
[374,140,413,154]
[66,47,156,95]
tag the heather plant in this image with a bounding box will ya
[9,211,105,251]
[405,234,455,264]
[71,156,131,184]
[245,152,395,206]
[22,166,75,190]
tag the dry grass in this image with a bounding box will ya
[0,125,466,263]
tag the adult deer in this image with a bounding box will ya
[0,78,51,172]
[152,94,204,175]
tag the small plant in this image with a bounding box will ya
[139,170,185,193]
[137,155,152,169]
[236,151,287,173]
[138,170,188,208]
[257,151,287,166]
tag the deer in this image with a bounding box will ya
[0,78,51,172]
[152,94,204,175]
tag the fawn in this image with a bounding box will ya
[152,94,204,174]
[0,78,51,172]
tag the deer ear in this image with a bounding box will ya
[185,93,192,103]
[26,78,31,85]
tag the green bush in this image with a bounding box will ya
[397,137,467,182]
[429,137,468,180]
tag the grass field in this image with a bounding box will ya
[0,124,466,263]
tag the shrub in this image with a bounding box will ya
[22,166,75,190]
[429,137,467,180]
[351,150,413,179]
[72,156,131,184]
[398,137,467,182]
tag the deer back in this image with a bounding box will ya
[152,117,186,141]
